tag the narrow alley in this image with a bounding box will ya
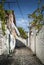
[0,47,43,65]
[0,0,44,65]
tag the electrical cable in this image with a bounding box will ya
[16,0,24,19]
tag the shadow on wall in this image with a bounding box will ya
[15,39,26,48]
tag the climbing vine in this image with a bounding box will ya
[0,0,6,35]
[28,0,44,32]
[5,10,13,15]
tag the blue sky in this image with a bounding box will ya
[0,0,44,32]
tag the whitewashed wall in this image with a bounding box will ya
[27,32,30,48]
[30,26,44,64]
[30,27,36,54]
[36,26,44,64]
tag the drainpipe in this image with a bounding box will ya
[9,34,10,54]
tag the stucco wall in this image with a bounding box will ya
[30,27,36,54]
[36,26,44,64]
[30,26,44,64]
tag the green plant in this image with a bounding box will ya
[0,0,6,35]
[28,0,44,32]
[18,27,28,39]
[7,10,12,14]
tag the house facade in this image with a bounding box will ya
[0,10,20,55]
[29,23,44,64]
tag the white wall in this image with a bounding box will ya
[30,26,44,64]
[27,32,30,48]
[30,27,36,54]
[36,26,44,64]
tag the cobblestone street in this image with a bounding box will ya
[0,0,44,65]
[0,47,43,65]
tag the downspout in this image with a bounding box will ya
[9,34,10,53]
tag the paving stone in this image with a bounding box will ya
[0,47,43,65]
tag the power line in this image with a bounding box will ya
[16,0,24,19]
[0,1,16,9]
[0,0,24,17]
[0,0,24,18]
[0,2,16,3]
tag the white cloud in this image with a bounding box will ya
[16,18,29,31]
[21,19,25,22]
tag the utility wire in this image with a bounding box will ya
[0,2,16,3]
[0,1,16,9]
[0,0,24,19]
[16,0,24,19]
[0,0,24,18]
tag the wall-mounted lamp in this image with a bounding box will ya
[31,32,33,35]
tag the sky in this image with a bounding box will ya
[0,0,44,32]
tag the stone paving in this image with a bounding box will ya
[0,47,44,65]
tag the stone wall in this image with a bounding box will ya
[30,27,36,54]
[29,26,44,64]
[0,20,4,55]
[36,26,44,64]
